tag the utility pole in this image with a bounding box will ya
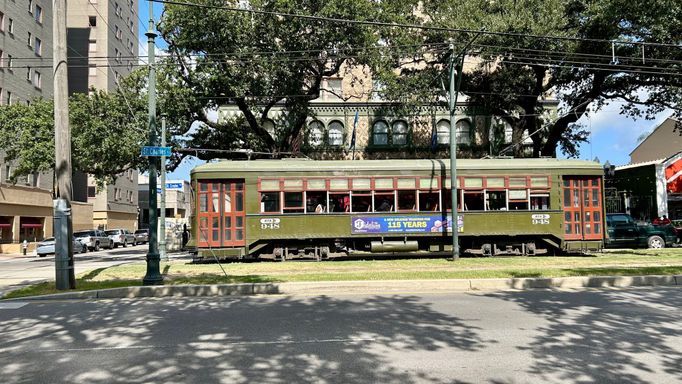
[53,0,75,289]
[159,116,167,262]
[143,1,163,285]
[448,44,461,261]
[447,31,485,261]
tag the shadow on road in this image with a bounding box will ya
[0,295,488,383]
[486,288,682,383]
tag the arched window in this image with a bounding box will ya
[373,120,389,145]
[308,120,324,147]
[392,120,409,146]
[328,120,344,146]
[455,120,471,145]
[436,119,450,145]
[263,119,276,138]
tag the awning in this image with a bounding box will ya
[20,217,43,229]
[0,217,12,228]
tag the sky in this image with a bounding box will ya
[138,3,673,182]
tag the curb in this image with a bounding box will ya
[5,274,682,301]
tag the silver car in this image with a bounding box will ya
[36,237,87,257]
[134,229,149,244]
[74,230,113,251]
[106,229,136,248]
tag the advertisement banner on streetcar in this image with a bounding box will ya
[351,215,463,234]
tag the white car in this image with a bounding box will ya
[105,229,136,248]
[36,237,87,257]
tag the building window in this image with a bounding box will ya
[115,25,122,40]
[34,5,42,23]
[6,55,11,70]
[308,120,323,147]
[34,37,41,56]
[6,91,12,105]
[89,16,97,27]
[323,78,342,101]
[26,66,31,81]
[28,0,33,14]
[0,50,3,67]
[436,119,450,145]
[373,120,389,145]
[88,65,97,77]
[392,120,409,146]
[27,32,32,47]
[87,186,96,198]
[0,12,4,32]
[88,40,97,53]
[33,71,41,89]
[455,120,471,145]
[4,164,11,181]
[327,120,343,146]
[8,18,13,34]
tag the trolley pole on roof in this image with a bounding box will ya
[143,0,163,285]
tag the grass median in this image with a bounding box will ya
[4,248,682,299]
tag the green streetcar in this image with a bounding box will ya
[188,158,605,260]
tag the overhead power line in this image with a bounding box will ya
[150,0,682,48]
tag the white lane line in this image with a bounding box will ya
[40,338,376,352]
[0,302,29,309]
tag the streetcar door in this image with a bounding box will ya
[197,180,246,248]
[562,177,603,241]
[221,180,245,247]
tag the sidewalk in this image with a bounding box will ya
[6,274,682,301]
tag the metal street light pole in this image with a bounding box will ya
[447,31,485,261]
[143,0,163,285]
[448,44,461,261]
[160,116,167,262]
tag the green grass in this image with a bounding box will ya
[3,249,682,299]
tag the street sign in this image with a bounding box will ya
[141,146,171,157]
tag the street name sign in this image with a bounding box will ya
[141,146,171,157]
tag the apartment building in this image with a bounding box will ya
[68,0,140,231]
[0,0,56,252]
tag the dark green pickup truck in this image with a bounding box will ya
[605,213,678,249]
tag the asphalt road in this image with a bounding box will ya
[1,287,680,383]
[0,245,151,296]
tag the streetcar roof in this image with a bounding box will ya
[191,158,603,176]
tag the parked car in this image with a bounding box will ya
[74,230,113,251]
[134,229,149,244]
[605,213,678,249]
[106,229,136,248]
[37,237,87,257]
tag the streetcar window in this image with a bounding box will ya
[352,178,371,190]
[486,190,506,210]
[418,192,439,211]
[464,177,483,188]
[306,191,327,213]
[307,178,326,190]
[351,193,372,212]
[283,192,304,213]
[329,178,349,190]
[397,190,416,211]
[530,176,549,188]
[463,192,484,211]
[509,201,528,210]
[261,192,280,213]
[419,177,438,190]
[443,189,462,210]
[374,193,394,212]
[509,177,527,188]
[330,193,350,212]
[199,194,208,212]
[260,179,280,191]
[530,194,549,210]
[563,189,571,207]
[487,177,504,188]
[375,178,394,189]
[283,179,303,190]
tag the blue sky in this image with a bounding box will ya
[139,3,671,182]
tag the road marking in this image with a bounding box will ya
[0,302,28,309]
